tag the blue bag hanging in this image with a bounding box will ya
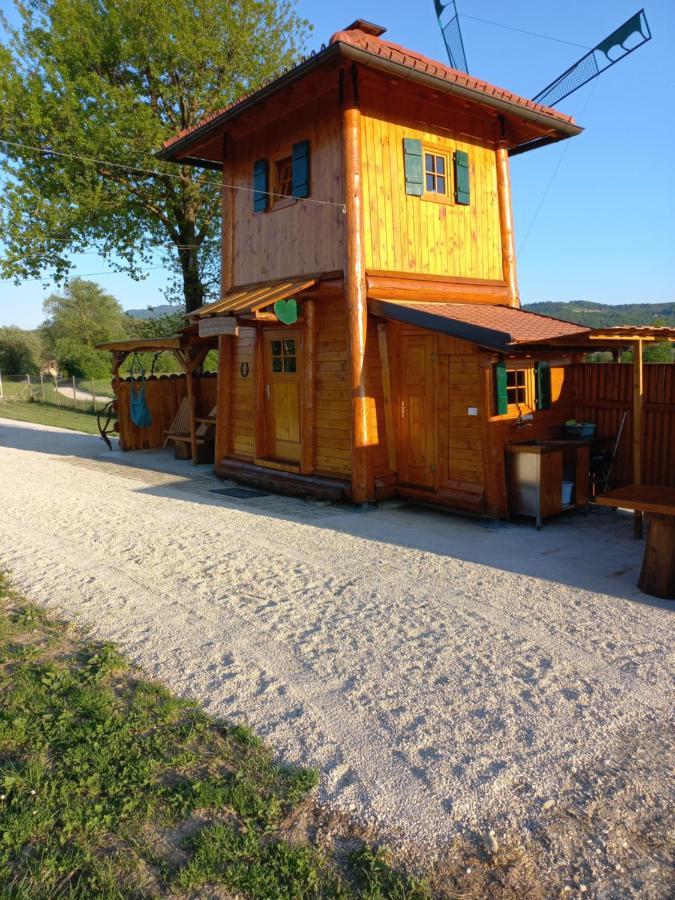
[129,353,152,428]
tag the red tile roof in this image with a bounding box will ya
[161,23,577,156]
[329,28,576,127]
[369,300,590,349]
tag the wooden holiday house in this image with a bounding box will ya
[100,20,675,519]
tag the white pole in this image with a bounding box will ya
[91,378,96,410]
[40,372,46,401]
[72,375,77,406]
[26,373,33,400]
[54,374,60,406]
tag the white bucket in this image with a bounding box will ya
[561,481,575,505]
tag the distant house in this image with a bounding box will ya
[101,19,674,518]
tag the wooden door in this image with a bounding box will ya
[398,333,436,488]
[263,329,302,463]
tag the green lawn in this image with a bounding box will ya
[0,399,103,435]
[0,573,430,899]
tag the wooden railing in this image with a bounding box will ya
[115,373,217,451]
[573,363,675,487]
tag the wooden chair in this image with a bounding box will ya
[165,399,217,462]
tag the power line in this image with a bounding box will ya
[518,79,599,256]
[0,137,347,211]
[461,13,591,50]
[0,265,167,285]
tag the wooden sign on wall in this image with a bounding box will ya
[198,316,240,338]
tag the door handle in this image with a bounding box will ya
[401,400,406,419]
[265,384,270,400]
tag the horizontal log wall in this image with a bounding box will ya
[573,363,675,487]
[116,373,217,452]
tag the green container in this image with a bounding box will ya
[565,422,597,439]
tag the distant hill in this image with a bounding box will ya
[125,304,177,320]
[523,300,675,328]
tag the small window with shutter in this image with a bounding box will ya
[454,149,470,205]
[494,360,537,416]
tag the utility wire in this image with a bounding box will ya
[0,137,347,211]
[0,265,167,284]
[461,13,591,50]
[518,79,599,256]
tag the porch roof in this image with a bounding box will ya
[192,277,318,319]
[96,335,183,352]
[368,299,591,351]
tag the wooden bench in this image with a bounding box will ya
[164,399,216,462]
[596,485,675,599]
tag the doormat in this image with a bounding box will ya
[209,487,271,499]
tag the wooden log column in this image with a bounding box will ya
[342,67,374,504]
[214,334,232,464]
[496,142,519,309]
[220,135,235,295]
[633,339,644,538]
[300,299,316,475]
[638,513,675,599]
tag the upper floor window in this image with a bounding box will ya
[273,156,293,205]
[424,151,448,196]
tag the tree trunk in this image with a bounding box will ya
[177,222,204,313]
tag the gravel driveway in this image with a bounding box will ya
[0,418,672,896]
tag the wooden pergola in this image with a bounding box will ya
[534,324,675,537]
[97,331,217,463]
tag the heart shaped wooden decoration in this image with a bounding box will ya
[274,298,299,325]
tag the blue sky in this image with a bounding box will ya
[1,0,673,329]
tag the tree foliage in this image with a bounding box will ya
[0,0,310,311]
[0,325,43,374]
[41,278,128,376]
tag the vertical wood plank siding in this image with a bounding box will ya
[229,327,256,460]
[359,85,502,280]
[573,363,675,488]
[230,95,345,286]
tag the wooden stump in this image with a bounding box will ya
[638,514,675,600]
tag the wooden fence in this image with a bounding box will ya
[116,373,217,451]
[573,363,675,487]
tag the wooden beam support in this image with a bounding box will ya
[342,68,374,504]
[220,133,235,296]
[254,327,268,460]
[185,366,198,464]
[496,142,519,309]
[215,334,232,463]
[300,299,316,475]
[377,322,397,473]
[633,339,644,538]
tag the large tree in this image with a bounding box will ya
[0,0,310,311]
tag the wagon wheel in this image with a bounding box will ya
[97,399,116,450]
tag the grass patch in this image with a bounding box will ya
[0,399,102,434]
[0,572,430,898]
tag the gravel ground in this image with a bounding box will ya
[1,418,673,896]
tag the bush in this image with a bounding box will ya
[0,326,42,375]
[55,338,112,379]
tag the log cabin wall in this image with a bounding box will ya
[359,74,503,281]
[314,296,352,479]
[228,327,256,461]
[229,92,345,286]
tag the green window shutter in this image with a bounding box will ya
[291,140,310,198]
[494,361,508,415]
[535,362,552,410]
[403,138,423,196]
[454,149,470,205]
[253,158,269,212]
